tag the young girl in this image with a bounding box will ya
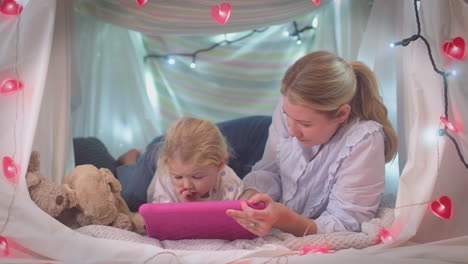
[147,117,244,203]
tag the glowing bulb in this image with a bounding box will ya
[440,117,458,132]
[0,0,23,16]
[135,0,148,7]
[312,17,319,28]
[0,236,8,257]
[389,42,395,48]
[298,244,329,255]
[190,62,196,69]
[168,58,175,65]
[2,156,19,185]
[379,228,394,243]
[423,127,439,145]
[451,70,457,76]
[283,31,289,37]
[430,196,453,220]
[296,40,302,45]
[0,78,23,95]
[440,116,459,133]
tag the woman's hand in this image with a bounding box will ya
[226,193,287,237]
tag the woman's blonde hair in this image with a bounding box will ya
[159,117,229,168]
[281,51,398,162]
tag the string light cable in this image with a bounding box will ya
[143,20,316,67]
[390,0,467,169]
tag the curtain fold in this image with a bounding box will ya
[72,0,372,158]
[2,0,468,262]
[74,0,330,36]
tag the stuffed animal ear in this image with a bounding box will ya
[63,184,78,208]
[27,151,40,173]
[99,168,122,193]
[26,172,42,188]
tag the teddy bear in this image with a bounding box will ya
[26,151,78,217]
[26,151,146,235]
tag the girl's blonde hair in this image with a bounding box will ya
[281,51,398,162]
[159,117,229,168]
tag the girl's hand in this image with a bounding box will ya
[226,193,286,237]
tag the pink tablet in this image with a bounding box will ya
[139,200,265,241]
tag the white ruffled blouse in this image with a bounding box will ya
[243,99,386,233]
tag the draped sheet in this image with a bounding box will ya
[71,0,372,160]
[74,0,330,35]
[1,0,468,263]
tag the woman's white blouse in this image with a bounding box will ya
[147,162,244,203]
[243,100,386,233]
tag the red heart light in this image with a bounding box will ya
[297,243,329,255]
[210,3,231,25]
[441,37,466,61]
[312,0,320,6]
[440,116,459,133]
[379,228,394,244]
[0,78,23,95]
[431,196,453,220]
[2,156,19,184]
[135,0,148,7]
[0,236,8,257]
[0,0,23,16]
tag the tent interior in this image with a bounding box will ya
[1,0,467,263]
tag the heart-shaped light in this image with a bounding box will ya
[0,78,23,95]
[210,3,231,25]
[0,236,8,257]
[135,0,147,7]
[440,116,459,133]
[379,228,394,244]
[312,0,320,6]
[441,37,466,61]
[2,156,19,184]
[297,243,329,255]
[0,0,23,16]
[431,196,453,220]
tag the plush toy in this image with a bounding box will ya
[26,151,146,235]
[26,151,77,217]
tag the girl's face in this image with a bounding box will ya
[168,157,221,200]
[282,95,348,147]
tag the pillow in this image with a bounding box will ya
[73,137,118,175]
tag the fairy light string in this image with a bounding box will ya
[0,2,25,257]
[144,21,316,67]
[391,0,467,169]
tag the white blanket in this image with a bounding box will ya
[76,207,394,253]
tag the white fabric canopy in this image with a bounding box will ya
[0,0,467,263]
[75,0,330,35]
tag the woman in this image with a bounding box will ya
[227,51,398,237]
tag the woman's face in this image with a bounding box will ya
[282,96,345,147]
[168,157,220,200]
